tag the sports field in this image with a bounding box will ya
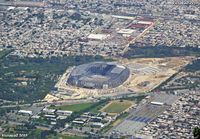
[49,103,93,112]
[101,100,133,114]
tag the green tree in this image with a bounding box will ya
[193,127,200,139]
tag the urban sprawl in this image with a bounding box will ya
[0,0,200,139]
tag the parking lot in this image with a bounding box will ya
[108,92,179,136]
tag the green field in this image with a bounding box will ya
[49,103,93,112]
[47,134,84,139]
[102,100,133,114]
[0,49,13,60]
[123,46,200,58]
[89,101,108,113]
[27,129,84,139]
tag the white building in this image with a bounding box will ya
[56,110,73,116]
[92,122,104,128]
[42,108,56,114]
[88,34,110,40]
[150,101,164,106]
[18,110,33,116]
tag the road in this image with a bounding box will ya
[1,98,98,108]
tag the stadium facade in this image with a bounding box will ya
[67,62,130,89]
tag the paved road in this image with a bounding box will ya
[1,98,98,108]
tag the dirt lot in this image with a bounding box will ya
[121,57,193,93]
[100,100,134,116]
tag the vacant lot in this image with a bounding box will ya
[101,100,133,114]
[122,57,193,93]
[49,103,93,112]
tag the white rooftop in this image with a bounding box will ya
[88,34,110,40]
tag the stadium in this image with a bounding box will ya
[67,62,130,89]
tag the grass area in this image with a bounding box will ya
[47,134,84,139]
[101,100,133,114]
[123,46,200,58]
[0,55,107,102]
[0,49,12,60]
[49,103,94,112]
[101,112,130,133]
[32,118,49,125]
[89,101,108,113]
[185,58,200,72]
[118,112,129,120]
[124,95,146,103]
[27,129,84,139]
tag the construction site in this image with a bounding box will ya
[44,57,193,102]
[67,62,130,89]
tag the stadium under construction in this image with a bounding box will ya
[67,62,130,89]
[47,57,191,101]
